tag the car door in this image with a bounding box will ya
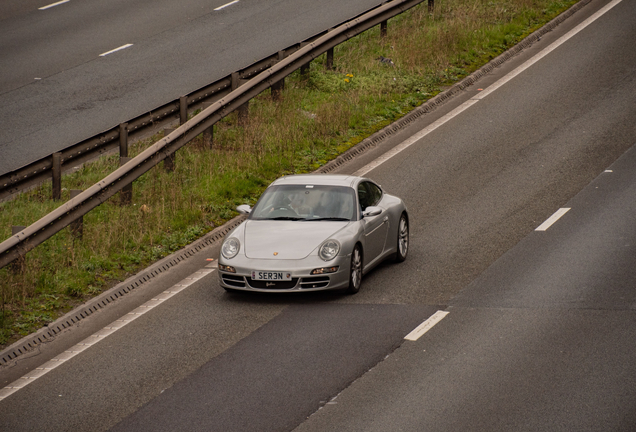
[357,181,389,267]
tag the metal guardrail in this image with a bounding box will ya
[0,0,431,201]
[0,0,427,269]
[0,41,303,201]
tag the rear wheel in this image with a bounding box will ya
[395,213,409,262]
[346,245,362,294]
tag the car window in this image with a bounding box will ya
[358,182,370,210]
[358,181,382,210]
[368,182,382,205]
[249,185,356,221]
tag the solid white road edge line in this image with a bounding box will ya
[473,0,623,101]
[39,0,70,10]
[535,208,571,231]
[354,101,478,177]
[353,0,623,178]
[0,267,217,402]
[99,44,133,57]
[214,0,239,11]
[405,311,449,341]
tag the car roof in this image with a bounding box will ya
[269,174,363,188]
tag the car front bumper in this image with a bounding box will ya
[218,254,352,292]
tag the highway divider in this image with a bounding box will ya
[0,0,429,269]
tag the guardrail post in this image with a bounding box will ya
[271,51,286,101]
[428,0,434,13]
[301,63,310,76]
[203,123,214,149]
[10,226,26,274]
[231,72,240,91]
[238,104,249,127]
[119,123,128,157]
[69,190,84,239]
[271,80,284,100]
[326,48,334,71]
[200,102,215,149]
[203,125,214,149]
[162,129,176,173]
[300,43,310,78]
[119,158,133,204]
[180,96,188,125]
[52,152,62,200]
[232,72,249,126]
[164,153,175,172]
[380,20,388,38]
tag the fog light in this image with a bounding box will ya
[311,266,339,275]
[219,264,236,273]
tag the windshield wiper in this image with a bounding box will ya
[307,217,351,221]
[261,217,304,221]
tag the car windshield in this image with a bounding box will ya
[249,185,357,221]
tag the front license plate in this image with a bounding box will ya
[251,271,292,281]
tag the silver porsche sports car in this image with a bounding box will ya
[218,174,409,294]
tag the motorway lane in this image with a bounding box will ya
[1,0,636,430]
[109,304,439,432]
[0,0,384,175]
[335,0,636,306]
[0,0,46,21]
[293,143,636,432]
[0,264,440,431]
[451,174,636,312]
[1,0,220,93]
[0,273,289,431]
[290,2,636,428]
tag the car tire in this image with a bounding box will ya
[395,213,409,263]
[346,245,363,294]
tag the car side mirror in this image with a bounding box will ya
[236,204,252,214]
[362,206,382,218]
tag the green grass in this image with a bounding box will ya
[0,0,578,347]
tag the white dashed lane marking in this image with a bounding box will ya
[39,0,70,10]
[99,44,133,57]
[404,311,449,342]
[535,208,571,232]
[214,0,239,11]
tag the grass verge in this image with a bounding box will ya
[0,0,578,347]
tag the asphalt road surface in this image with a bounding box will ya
[1,0,635,430]
[0,0,384,175]
[293,139,636,432]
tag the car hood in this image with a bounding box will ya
[244,220,349,259]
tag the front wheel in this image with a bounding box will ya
[346,245,362,294]
[394,213,409,262]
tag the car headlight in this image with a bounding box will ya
[221,237,240,259]
[319,240,340,261]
